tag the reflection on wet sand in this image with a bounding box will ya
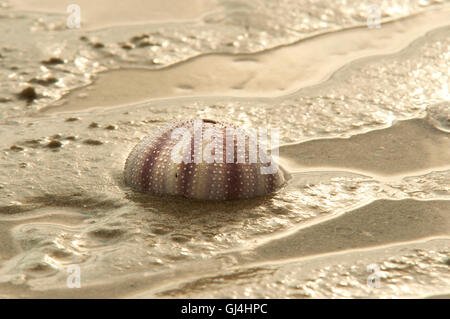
[279,118,450,176]
[246,199,450,262]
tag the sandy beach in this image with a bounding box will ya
[0,0,449,298]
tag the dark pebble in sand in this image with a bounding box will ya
[131,34,149,43]
[92,42,105,48]
[121,42,134,50]
[138,39,160,47]
[88,122,99,128]
[65,136,78,141]
[83,139,103,145]
[105,124,118,130]
[29,76,58,86]
[19,162,28,168]
[151,228,171,235]
[445,258,450,266]
[65,117,80,122]
[89,228,124,239]
[17,87,37,101]
[41,57,65,65]
[47,140,63,148]
[10,145,24,151]
[171,236,190,243]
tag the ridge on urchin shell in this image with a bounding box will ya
[124,119,285,200]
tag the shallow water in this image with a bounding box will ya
[0,0,449,298]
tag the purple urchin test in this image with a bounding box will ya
[124,119,285,200]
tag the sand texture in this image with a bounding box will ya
[0,0,449,298]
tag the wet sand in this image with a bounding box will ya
[151,238,450,298]
[44,8,450,113]
[9,0,219,28]
[1,110,448,298]
[279,118,450,177]
[0,0,449,299]
[247,199,450,262]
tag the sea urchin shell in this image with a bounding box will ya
[124,119,285,200]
